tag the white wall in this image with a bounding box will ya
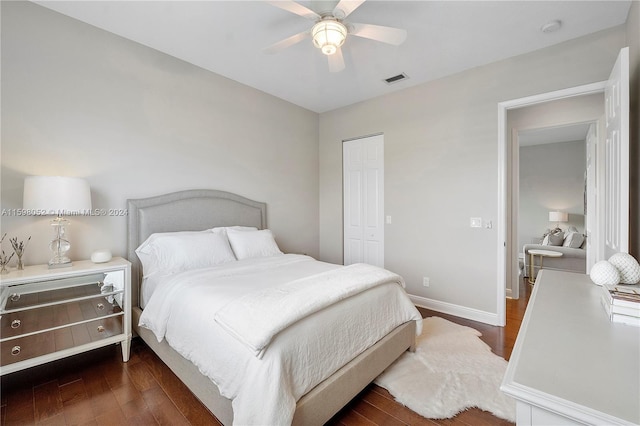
[319,26,626,321]
[0,2,320,266]
[518,140,587,251]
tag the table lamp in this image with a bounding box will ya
[548,211,568,231]
[23,176,91,268]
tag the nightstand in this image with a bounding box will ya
[0,258,131,375]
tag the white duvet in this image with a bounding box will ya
[139,254,422,425]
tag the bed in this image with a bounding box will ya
[127,189,420,425]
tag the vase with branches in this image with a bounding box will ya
[0,233,14,274]
[10,236,30,271]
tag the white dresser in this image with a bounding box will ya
[0,258,131,375]
[501,270,640,425]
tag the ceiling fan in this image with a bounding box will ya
[264,0,407,72]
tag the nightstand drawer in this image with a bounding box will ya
[0,315,123,366]
[1,295,123,338]
[2,270,124,312]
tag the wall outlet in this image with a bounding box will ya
[423,277,430,287]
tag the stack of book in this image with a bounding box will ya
[601,283,640,326]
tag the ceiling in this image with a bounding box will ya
[34,1,631,113]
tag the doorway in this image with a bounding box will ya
[509,102,603,300]
[497,83,606,323]
[497,47,629,326]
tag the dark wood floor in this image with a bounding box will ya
[1,279,531,426]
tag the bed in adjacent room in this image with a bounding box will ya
[127,189,421,425]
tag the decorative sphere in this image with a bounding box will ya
[608,252,640,284]
[590,261,620,286]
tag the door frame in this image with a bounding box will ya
[497,81,607,326]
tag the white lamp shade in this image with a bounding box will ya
[23,176,92,215]
[548,211,568,223]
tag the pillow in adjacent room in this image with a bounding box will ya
[542,231,564,246]
[227,228,283,260]
[548,231,564,246]
[563,231,585,248]
[136,231,236,278]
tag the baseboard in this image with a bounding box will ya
[409,294,501,326]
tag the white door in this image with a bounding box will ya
[343,135,384,267]
[604,47,629,258]
[585,122,599,272]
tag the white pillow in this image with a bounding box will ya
[563,232,585,248]
[135,231,236,277]
[226,228,283,260]
[210,226,258,236]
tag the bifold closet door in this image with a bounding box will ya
[343,134,384,267]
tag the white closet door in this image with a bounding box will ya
[343,135,384,267]
[604,47,629,258]
[344,140,364,264]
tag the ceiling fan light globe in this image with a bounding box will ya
[322,45,337,55]
[311,20,347,56]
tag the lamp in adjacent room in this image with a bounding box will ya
[548,211,568,231]
[23,176,92,268]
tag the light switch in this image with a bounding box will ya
[470,217,482,228]
[386,215,392,224]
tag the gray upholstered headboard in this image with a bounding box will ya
[126,189,266,308]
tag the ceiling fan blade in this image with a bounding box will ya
[332,0,366,19]
[263,31,309,54]
[349,23,407,45]
[328,47,345,73]
[265,1,320,20]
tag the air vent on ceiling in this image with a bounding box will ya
[384,73,408,85]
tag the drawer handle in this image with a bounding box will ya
[10,293,20,302]
[97,303,105,310]
[11,346,21,356]
[97,325,105,333]
[11,319,21,329]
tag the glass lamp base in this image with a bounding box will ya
[48,255,72,269]
[49,217,72,269]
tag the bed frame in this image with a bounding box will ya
[127,189,416,425]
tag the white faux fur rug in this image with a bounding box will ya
[374,317,516,422]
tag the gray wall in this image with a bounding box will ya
[319,26,626,317]
[0,2,320,265]
[518,140,587,251]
